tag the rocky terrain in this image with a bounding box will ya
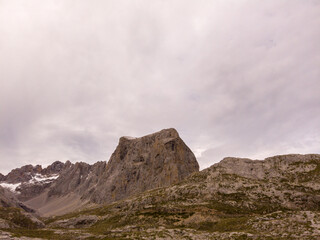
[0,161,65,202]
[45,128,198,204]
[0,186,44,237]
[30,153,318,240]
[0,129,319,239]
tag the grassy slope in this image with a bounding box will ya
[2,155,320,239]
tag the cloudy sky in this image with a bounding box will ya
[0,0,319,174]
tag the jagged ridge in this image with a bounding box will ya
[4,128,199,216]
[42,154,320,239]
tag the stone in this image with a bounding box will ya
[85,128,199,203]
[0,219,11,229]
[48,215,99,228]
[22,128,199,215]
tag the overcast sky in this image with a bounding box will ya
[0,0,319,174]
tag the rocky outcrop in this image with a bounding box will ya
[2,161,65,184]
[0,161,66,201]
[41,161,65,175]
[17,182,53,202]
[28,128,199,213]
[4,165,42,184]
[0,186,21,208]
[48,215,100,228]
[0,219,11,229]
[84,128,199,203]
[0,186,35,212]
[120,154,320,212]
[0,186,15,208]
[202,154,320,210]
[2,151,320,239]
[47,161,106,198]
[215,154,320,180]
[43,154,320,240]
[2,128,198,216]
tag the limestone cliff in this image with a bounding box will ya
[47,128,199,204]
[43,154,320,240]
[18,128,199,215]
[0,161,66,202]
[85,128,199,203]
[0,186,34,213]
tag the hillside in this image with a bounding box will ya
[1,153,319,239]
[0,129,199,217]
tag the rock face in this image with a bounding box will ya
[88,128,199,203]
[3,161,65,184]
[0,161,66,202]
[164,154,319,212]
[0,186,34,213]
[43,154,320,240]
[2,148,320,239]
[11,128,198,216]
[0,219,11,229]
[0,186,17,208]
[215,154,320,180]
[202,154,320,210]
[47,161,106,198]
[47,128,199,204]
[4,165,42,184]
[41,161,65,175]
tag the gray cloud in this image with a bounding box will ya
[0,0,319,173]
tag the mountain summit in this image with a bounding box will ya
[0,144,320,238]
[0,128,199,216]
[86,128,199,203]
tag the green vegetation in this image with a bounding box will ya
[202,216,250,232]
[3,156,320,239]
[44,204,113,225]
[8,229,98,240]
[9,229,56,239]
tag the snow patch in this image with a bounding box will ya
[0,174,59,193]
[29,174,59,184]
[0,182,21,192]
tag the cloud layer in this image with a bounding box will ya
[0,0,319,173]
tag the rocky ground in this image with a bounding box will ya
[1,154,319,239]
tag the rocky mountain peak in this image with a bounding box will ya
[1,128,199,216]
[113,128,183,166]
[85,128,199,203]
[41,161,65,175]
[213,154,320,180]
[2,161,67,185]
[0,161,68,201]
[119,128,179,143]
[4,165,41,184]
[39,128,199,208]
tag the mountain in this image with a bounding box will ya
[0,186,45,232]
[41,154,320,239]
[0,161,65,202]
[0,186,22,209]
[3,161,64,184]
[0,128,199,217]
[66,127,199,204]
[1,129,319,239]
